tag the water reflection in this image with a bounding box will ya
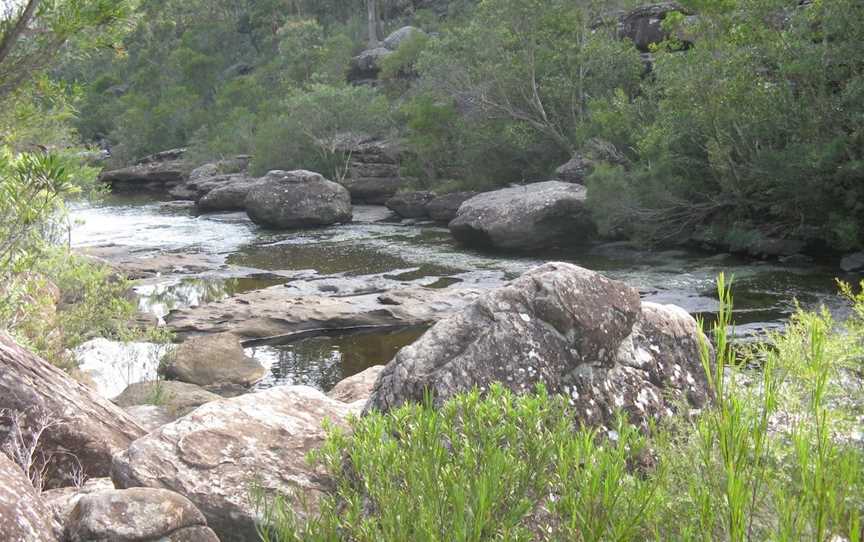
[247,327,427,392]
[136,274,290,319]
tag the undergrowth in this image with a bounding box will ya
[258,275,864,541]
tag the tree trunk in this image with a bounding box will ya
[367,0,379,48]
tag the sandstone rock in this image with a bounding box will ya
[366,263,709,431]
[426,191,477,223]
[165,285,481,341]
[386,191,435,218]
[449,181,595,250]
[162,332,266,390]
[99,148,191,194]
[114,380,222,419]
[197,175,262,212]
[841,252,864,273]
[245,170,352,229]
[0,452,59,541]
[111,386,361,542]
[554,154,593,184]
[42,478,115,528]
[0,333,146,489]
[66,487,217,542]
[327,365,386,404]
[124,405,175,432]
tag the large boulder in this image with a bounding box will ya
[161,332,266,391]
[449,181,595,251]
[245,170,352,229]
[0,452,59,541]
[196,175,262,212]
[111,386,361,542]
[0,333,146,489]
[426,191,477,223]
[386,191,435,218]
[99,148,191,194]
[366,263,709,431]
[66,488,218,542]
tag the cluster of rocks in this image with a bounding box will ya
[386,190,477,222]
[1,261,710,540]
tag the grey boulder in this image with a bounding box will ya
[366,262,709,431]
[245,170,352,229]
[196,175,262,212]
[841,252,864,273]
[449,181,595,250]
[66,487,218,542]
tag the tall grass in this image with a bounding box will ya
[259,276,864,541]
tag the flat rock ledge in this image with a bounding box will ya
[165,285,481,341]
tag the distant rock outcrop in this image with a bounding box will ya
[99,148,191,194]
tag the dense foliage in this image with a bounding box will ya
[259,277,864,541]
[61,0,864,251]
[0,0,164,365]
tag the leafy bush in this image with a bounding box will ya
[251,84,393,179]
[258,276,864,541]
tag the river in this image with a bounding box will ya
[69,195,859,393]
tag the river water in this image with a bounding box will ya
[70,195,860,393]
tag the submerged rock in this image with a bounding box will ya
[366,263,709,431]
[245,170,352,229]
[65,488,217,542]
[0,333,146,489]
[111,386,360,542]
[161,332,266,391]
[0,452,59,541]
[449,181,595,251]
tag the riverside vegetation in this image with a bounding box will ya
[0,1,863,541]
